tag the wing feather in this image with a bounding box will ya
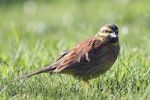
[53,37,102,73]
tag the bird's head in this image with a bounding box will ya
[96,24,119,45]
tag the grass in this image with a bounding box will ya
[0,0,150,99]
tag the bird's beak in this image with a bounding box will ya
[109,32,117,38]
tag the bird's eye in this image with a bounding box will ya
[105,30,108,33]
[102,30,108,33]
[104,30,110,33]
[101,30,112,33]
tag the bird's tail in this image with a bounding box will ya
[12,65,54,83]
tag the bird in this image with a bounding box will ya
[12,24,120,85]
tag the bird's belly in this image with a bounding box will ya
[82,56,116,79]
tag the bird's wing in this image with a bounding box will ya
[53,38,101,73]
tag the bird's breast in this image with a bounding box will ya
[94,44,119,68]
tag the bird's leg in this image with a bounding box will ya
[82,80,89,89]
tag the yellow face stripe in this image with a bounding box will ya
[98,26,114,42]
[100,33,109,37]
[101,27,112,32]
[98,33,109,42]
[99,36,104,41]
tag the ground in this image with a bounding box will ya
[0,0,150,100]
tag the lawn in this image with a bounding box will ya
[0,0,150,100]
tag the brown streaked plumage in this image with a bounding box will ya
[12,24,120,83]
